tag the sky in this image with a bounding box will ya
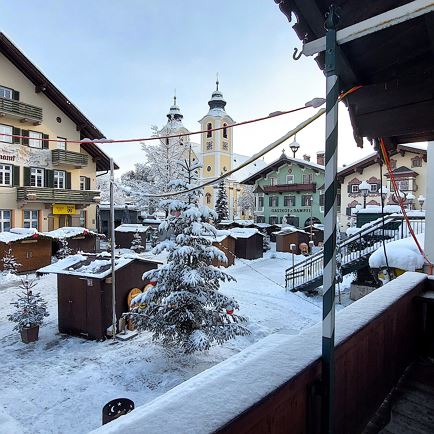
[1,0,374,174]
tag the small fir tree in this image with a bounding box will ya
[150,228,159,248]
[57,238,73,259]
[215,180,229,223]
[2,248,21,274]
[7,278,49,332]
[130,230,145,253]
[262,230,270,252]
[126,149,249,353]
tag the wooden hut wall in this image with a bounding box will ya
[67,235,97,253]
[212,237,236,267]
[276,232,310,254]
[115,231,147,249]
[0,238,52,273]
[235,234,263,260]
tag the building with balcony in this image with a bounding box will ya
[240,151,326,228]
[338,143,427,229]
[0,32,116,232]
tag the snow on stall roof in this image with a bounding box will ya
[229,228,263,239]
[369,233,425,271]
[91,272,426,434]
[202,230,234,243]
[115,224,150,233]
[354,205,401,214]
[44,227,100,239]
[274,225,309,235]
[0,228,44,243]
[98,203,139,211]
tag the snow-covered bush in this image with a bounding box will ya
[130,230,145,253]
[2,248,21,274]
[126,179,249,354]
[7,278,49,331]
[57,238,72,259]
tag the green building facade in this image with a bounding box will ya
[241,152,326,228]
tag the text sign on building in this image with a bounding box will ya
[270,208,310,213]
[0,154,16,162]
[52,204,76,215]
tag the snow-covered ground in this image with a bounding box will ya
[0,246,351,433]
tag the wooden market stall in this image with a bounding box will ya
[0,228,51,273]
[275,227,310,255]
[115,224,150,249]
[44,227,103,255]
[205,232,237,268]
[229,228,264,260]
[38,254,161,340]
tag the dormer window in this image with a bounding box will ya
[206,123,212,138]
[223,123,228,139]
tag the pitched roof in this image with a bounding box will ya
[0,32,117,171]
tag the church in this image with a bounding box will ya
[158,81,266,219]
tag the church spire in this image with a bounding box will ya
[208,75,227,112]
[167,92,183,121]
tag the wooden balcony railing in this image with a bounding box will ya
[0,97,43,124]
[263,183,317,193]
[51,149,88,167]
[17,187,100,204]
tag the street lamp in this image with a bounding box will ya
[359,181,370,208]
[378,186,389,203]
[289,135,300,158]
[406,192,415,210]
[418,195,425,210]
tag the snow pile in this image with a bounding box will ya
[115,224,149,233]
[369,233,425,271]
[346,226,361,236]
[354,205,401,214]
[92,272,426,434]
[44,227,99,239]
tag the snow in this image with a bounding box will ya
[369,233,425,271]
[229,228,263,239]
[115,224,150,233]
[0,228,44,243]
[44,227,100,239]
[91,272,426,434]
[274,225,309,235]
[354,205,401,214]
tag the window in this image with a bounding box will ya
[29,131,42,148]
[80,176,86,191]
[0,86,13,99]
[269,196,278,207]
[206,141,213,150]
[0,164,12,186]
[57,137,67,150]
[0,210,11,232]
[30,168,44,187]
[269,177,277,186]
[269,216,278,225]
[79,210,87,228]
[284,195,295,207]
[302,173,313,184]
[223,123,228,139]
[222,142,228,151]
[54,170,65,189]
[392,179,410,191]
[207,123,212,138]
[301,194,312,206]
[370,184,378,192]
[411,156,422,168]
[0,124,12,143]
[256,216,265,223]
[257,195,264,210]
[205,193,211,204]
[286,175,294,184]
[351,184,359,193]
[206,165,212,172]
[23,210,39,229]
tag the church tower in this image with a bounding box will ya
[199,79,235,208]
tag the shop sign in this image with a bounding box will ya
[53,204,76,215]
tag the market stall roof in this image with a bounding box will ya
[115,224,150,233]
[274,0,434,146]
[44,227,102,239]
[0,228,48,243]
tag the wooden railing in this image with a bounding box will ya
[51,149,88,167]
[263,183,316,193]
[0,97,43,123]
[17,187,100,204]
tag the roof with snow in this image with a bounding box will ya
[44,227,101,239]
[354,205,402,214]
[37,253,161,278]
[229,228,264,239]
[230,154,267,183]
[115,224,150,233]
[0,228,48,244]
[240,152,324,185]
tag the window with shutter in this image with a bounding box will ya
[0,164,12,186]
[12,127,21,144]
[66,172,72,189]
[21,130,29,146]
[12,165,20,186]
[42,134,49,149]
[12,90,19,101]
[85,177,91,190]
[23,167,30,186]
[0,124,13,143]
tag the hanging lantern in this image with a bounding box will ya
[226,306,234,315]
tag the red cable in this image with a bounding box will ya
[379,138,432,267]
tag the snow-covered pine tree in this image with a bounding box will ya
[2,248,21,274]
[7,278,49,332]
[262,230,270,252]
[215,180,229,222]
[127,146,249,353]
[150,229,159,248]
[57,238,72,259]
[130,230,145,253]
[239,185,255,219]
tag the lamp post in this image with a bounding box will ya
[406,193,415,210]
[359,181,370,208]
[309,196,314,242]
[418,195,425,210]
[290,135,300,158]
[379,186,389,203]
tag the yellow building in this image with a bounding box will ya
[0,32,114,232]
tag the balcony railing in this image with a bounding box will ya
[51,149,88,167]
[263,183,317,193]
[17,187,100,204]
[0,97,43,125]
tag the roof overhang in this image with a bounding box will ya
[0,32,118,171]
[275,0,434,148]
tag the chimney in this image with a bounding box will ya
[316,151,325,165]
[303,154,311,162]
